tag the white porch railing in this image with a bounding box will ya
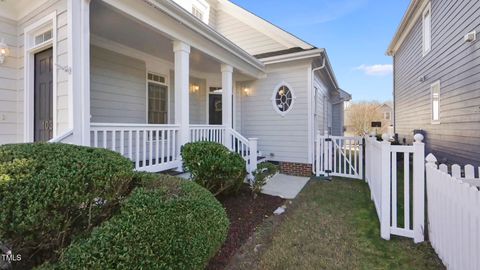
[365,133,425,243]
[89,123,258,175]
[426,154,480,270]
[189,125,258,176]
[90,123,181,172]
[189,125,225,144]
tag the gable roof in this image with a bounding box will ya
[216,0,315,51]
[387,0,429,56]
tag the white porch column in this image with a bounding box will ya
[173,41,190,153]
[69,0,90,146]
[221,64,233,149]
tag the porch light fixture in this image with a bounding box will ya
[190,84,200,93]
[0,39,9,64]
[243,87,250,96]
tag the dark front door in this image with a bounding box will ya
[209,94,222,125]
[34,48,53,142]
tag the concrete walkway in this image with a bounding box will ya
[261,173,310,199]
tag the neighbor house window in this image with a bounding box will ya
[431,81,440,123]
[422,3,432,56]
[384,112,391,120]
[192,6,204,21]
[147,72,168,124]
[271,82,295,116]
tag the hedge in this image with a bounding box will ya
[41,174,229,270]
[0,143,134,267]
[181,141,246,196]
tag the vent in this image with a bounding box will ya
[34,29,53,46]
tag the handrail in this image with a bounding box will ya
[91,123,180,128]
[48,129,73,143]
[229,128,249,146]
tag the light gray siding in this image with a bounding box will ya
[189,76,207,124]
[90,46,147,123]
[394,0,480,167]
[0,17,18,144]
[241,61,310,164]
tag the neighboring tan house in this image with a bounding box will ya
[0,0,350,176]
[344,102,392,136]
[387,0,480,167]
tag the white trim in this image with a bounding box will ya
[430,80,441,124]
[271,81,296,117]
[23,11,57,142]
[422,2,432,57]
[307,66,313,164]
[260,49,324,65]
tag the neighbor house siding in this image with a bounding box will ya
[0,16,18,144]
[215,10,288,56]
[241,61,310,164]
[90,46,147,123]
[394,0,480,166]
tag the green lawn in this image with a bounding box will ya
[229,178,443,270]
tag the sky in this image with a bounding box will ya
[230,0,411,102]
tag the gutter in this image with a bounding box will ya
[259,48,324,65]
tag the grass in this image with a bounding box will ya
[229,178,443,270]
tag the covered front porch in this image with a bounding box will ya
[75,0,265,173]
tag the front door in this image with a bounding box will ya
[209,94,222,125]
[34,48,53,142]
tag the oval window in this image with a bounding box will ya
[272,82,295,116]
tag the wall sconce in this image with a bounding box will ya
[243,87,250,96]
[190,84,200,93]
[0,39,9,64]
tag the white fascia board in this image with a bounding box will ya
[216,0,314,50]
[386,0,429,56]
[139,0,265,77]
[260,49,324,65]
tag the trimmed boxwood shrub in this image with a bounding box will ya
[41,174,229,270]
[0,143,134,267]
[181,141,246,196]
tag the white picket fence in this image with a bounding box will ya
[425,154,480,270]
[364,134,425,243]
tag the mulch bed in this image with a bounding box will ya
[206,185,285,270]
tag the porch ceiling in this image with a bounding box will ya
[91,0,222,73]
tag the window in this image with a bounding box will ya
[384,112,391,120]
[192,6,204,21]
[431,81,440,123]
[147,73,168,124]
[271,82,295,116]
[34,29,53,47]
[422,3,432,55]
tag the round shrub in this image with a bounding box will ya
[0,143,134,267]
[181,141,246,196]
[43,175,229,270]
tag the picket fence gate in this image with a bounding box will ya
[425,154,480,270]
[364,133,425,243]
[314,131,363,179]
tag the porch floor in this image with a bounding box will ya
[261,174,309,199]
